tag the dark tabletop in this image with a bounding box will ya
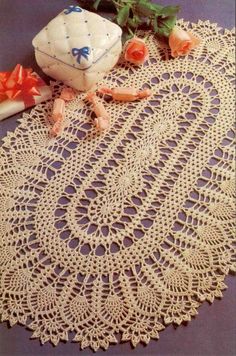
[0,1,235,355]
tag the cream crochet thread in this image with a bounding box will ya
[0,20,235,351]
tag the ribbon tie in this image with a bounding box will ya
[72,47,90,64]
[64,5,82,15]
[0,64,44,107]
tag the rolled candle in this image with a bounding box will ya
[50,117,63,137]
[86,92,109,120]
[51,98,65,123]
[94,116,110,131]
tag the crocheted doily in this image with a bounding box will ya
[0,20,235,351]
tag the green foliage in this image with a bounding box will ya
[135,0,160,17]
[127,15,142,29]
[78,0,180,40]
[152,14,177,37]
[116,4,131,26]
[159,6,180,17]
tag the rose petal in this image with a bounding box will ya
[169,26,200,57]
[124,37,149,65]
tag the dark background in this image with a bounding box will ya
[0,1,235,355]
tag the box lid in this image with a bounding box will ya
[32,5,122,70]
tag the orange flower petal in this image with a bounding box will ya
[169,26,200,58]
[124,37,149,65]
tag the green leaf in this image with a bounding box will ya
[152,16,159,33]
[116,4,131,26]
[135,0,160,17]
[93,0,102,10]
[156,27,170,38]
[127,15,142,29]
[122,31,134,44]
[159,5,180,17]
[89,0,179,38]
[152,15,177,38]
[162,15,177,30]
[150,3,164,13]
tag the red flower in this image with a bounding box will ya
[124,37,149,65]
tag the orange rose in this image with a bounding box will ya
[169,26,200,58]
[124,37,149,65]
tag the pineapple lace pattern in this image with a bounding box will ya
[0,20,235,351]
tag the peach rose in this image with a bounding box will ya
[169,26,200,58]
[124,37,149,65]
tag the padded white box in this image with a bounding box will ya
[32,5,122,91]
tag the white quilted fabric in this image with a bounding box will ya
[32,5,122,91]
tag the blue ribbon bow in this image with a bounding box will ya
[64,5,82,15]
[72,47,90,64]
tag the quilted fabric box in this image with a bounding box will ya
[32,5,122,91]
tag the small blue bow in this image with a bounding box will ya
[64,5,82,15]
[72,47,90,64]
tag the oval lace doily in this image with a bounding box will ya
[0,20,235,351]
